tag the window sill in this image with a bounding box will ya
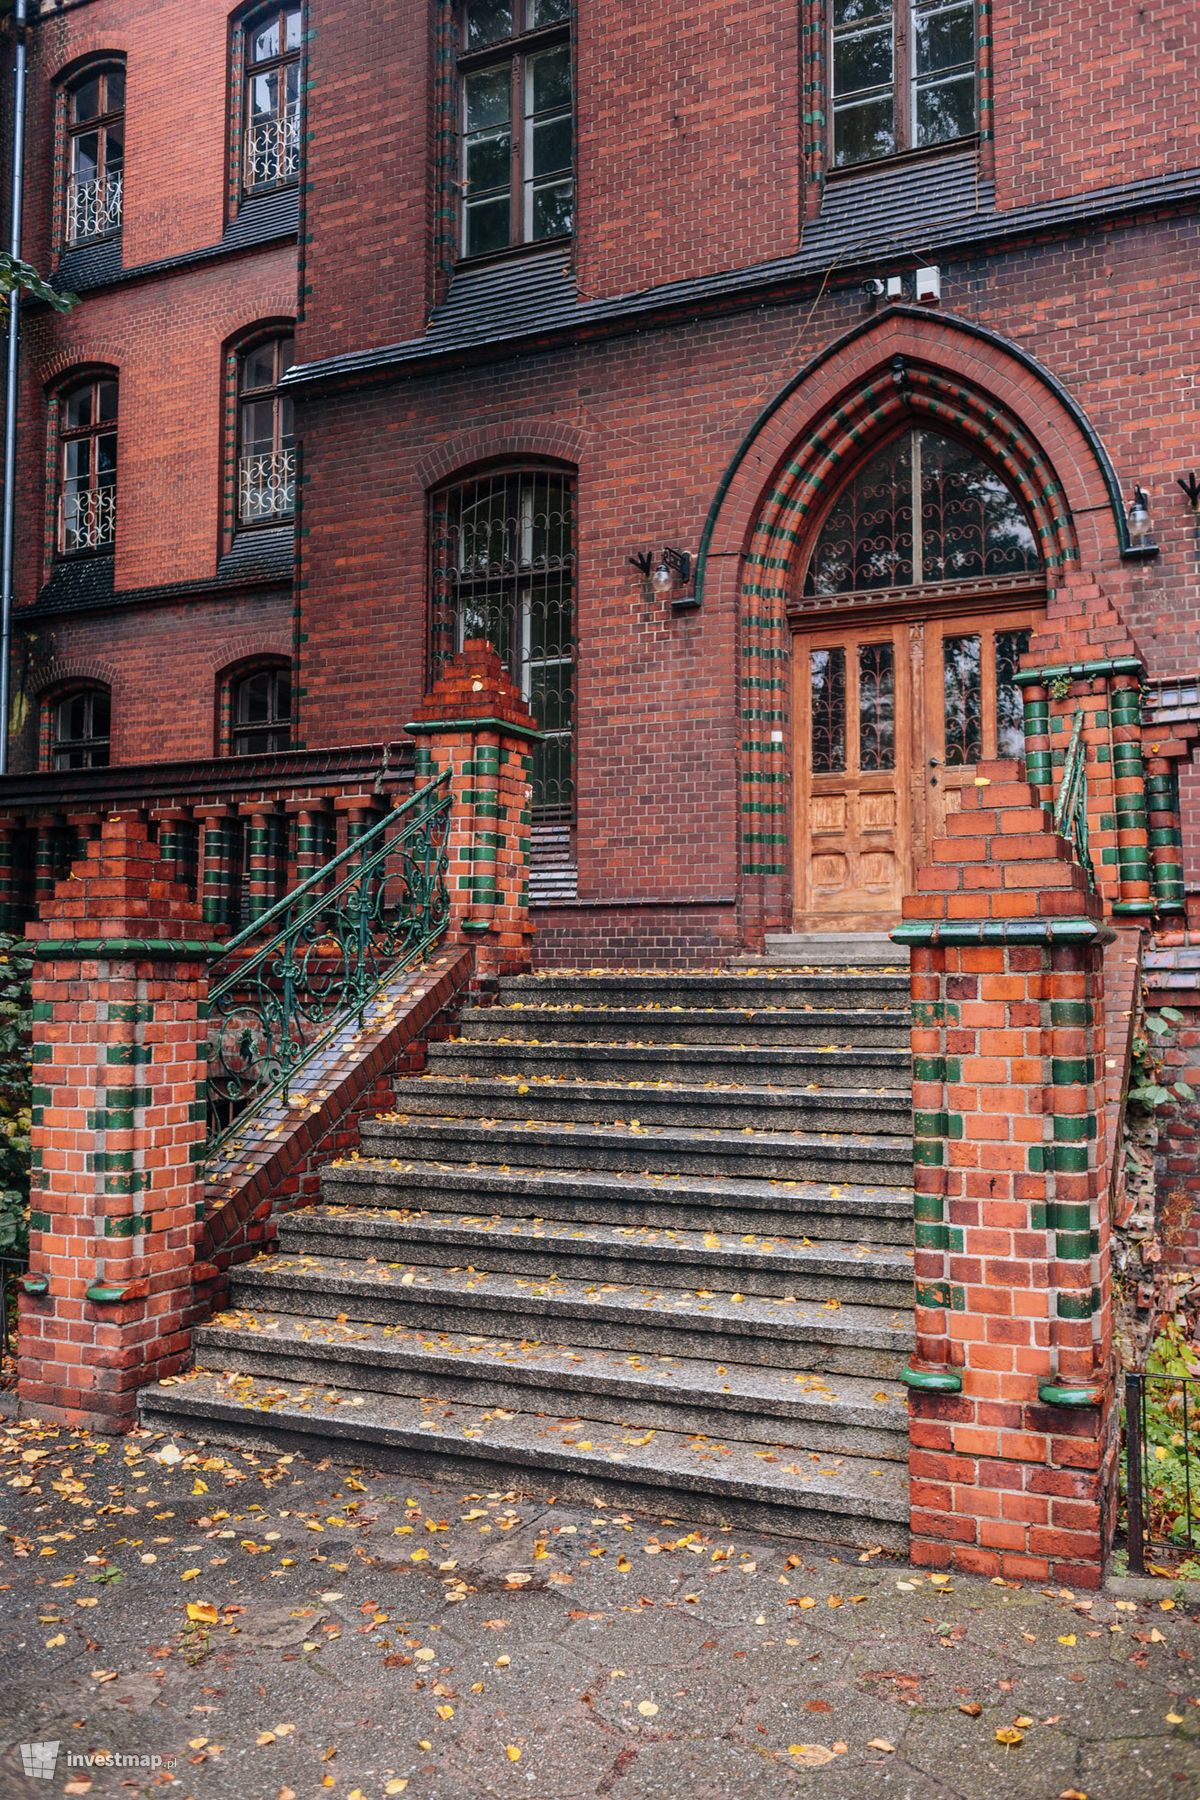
[824,134,980,186]
[455,234,571,275]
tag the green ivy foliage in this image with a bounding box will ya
[0,251,76,330]
[0,933,33,1259]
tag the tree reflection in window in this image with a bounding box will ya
[805,428,1042,598]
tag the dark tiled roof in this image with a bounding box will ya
[222,186,300,253]
[53,237,123,295]
[216,525,295,584]
[286,154,1200,389]
[33,553,115,614]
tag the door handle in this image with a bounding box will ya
[929,757,941,768]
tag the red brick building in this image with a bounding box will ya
[4,0,1199,956]
[4,0,1200,1579]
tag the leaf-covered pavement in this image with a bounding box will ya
[1,1417,1197,1799]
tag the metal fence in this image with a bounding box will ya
[1124,1368,1200,1574]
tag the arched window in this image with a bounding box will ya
[230,664,292,755]
[57,373,118,555]
[429,465,575,817]
[237,334,295,525]
[804,427,1042,598]
[64,62,125,245]
[48,685,111,770]
[242,5,303,192]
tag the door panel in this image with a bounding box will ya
[794,624,912,929]
[793,605,1039,929]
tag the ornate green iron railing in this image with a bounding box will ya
[206,769,452,1146]
[1053,709,1096,890]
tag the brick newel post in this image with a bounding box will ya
[18,816,216,1433]
[895,761,1118,1588]
[407,640,538,979]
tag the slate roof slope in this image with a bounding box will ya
[287,152,1200,388]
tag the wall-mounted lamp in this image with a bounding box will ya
[1177,471,1200,515]
[629,545,697,610]
[1127,485,1154,544]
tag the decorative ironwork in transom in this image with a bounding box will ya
[804,426,1043,598]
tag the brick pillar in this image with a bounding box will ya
[1109,672,1152,918]
[0,822,18,934]
[18,815,215,1433]
[199,809,237,929]
[1145,753,1186,917]
[407,639,537,979]
[894,761,1118,1588]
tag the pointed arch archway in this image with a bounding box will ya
[698,307,1135,938]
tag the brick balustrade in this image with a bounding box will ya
[895,759,1119,1586]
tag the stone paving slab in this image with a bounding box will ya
[1,1416,1198,1800]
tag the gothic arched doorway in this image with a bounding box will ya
[791,425,1046,928]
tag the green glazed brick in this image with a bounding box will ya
[913,1140,945,1167]
[1054,1229,1093,1260]
[105,1043,152,1066]
[912,1192,946,1222]
[912,1000,959,1026]
[913,1110,948,1140]
[1051,1201,1092,1232]
[1050,1000,1092,1027]
[1053,1113,1097,1142]
[1052,1143,1091,1173]
[912,1055,942,1083]
[104,1001,155,1024]
[30,1001,54,1022]
[103,1213,149,1238]
[28,1210,51,1233]
[1056,1290,1098,1319]
[89,1149,136,1173]
[1051,1057,1094,1085]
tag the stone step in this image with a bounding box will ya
[361,1112,913,1185]
[735,933,905,970]
[426,1038,911,1089]
[229,1253,912,1378]
[321,1158,914,1244]
[139,1368,909,1549]
[496,971,910,1008]
[392,1073,911,1136]
[276,1206,916,1305]
[191,1309,910,1461]
[457,1006,907,1047]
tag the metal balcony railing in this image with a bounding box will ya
[238,448,296,525]
[245,109,300,188]
[65,170,123,245]
[62,486,116,554]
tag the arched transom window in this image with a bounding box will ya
[805,427,1042,598]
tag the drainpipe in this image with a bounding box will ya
[0,0,30,777]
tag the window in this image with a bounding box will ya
[458,0,573,259]
[64,63,124,245]
[831,0,976,168]
[237,335,295,525]
[805,427,1041,597]
[57,374,118,555]
[49,687,111,770]
[429,467,575,817]
[230,665,292,755]
[243,5,302,192]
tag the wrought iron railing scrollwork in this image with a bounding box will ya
[1053,709,1096,890]
[205,769,452,1147]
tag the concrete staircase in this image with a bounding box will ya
[142,958,916,1549]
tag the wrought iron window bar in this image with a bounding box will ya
[238,447,296,525]
[61,486,116,554]
[245,108,300,189]
[65,170,123,245]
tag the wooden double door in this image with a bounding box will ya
[793,605,1040,930]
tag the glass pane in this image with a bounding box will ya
[97,380,118,422]
[859,642,895,772]
[995,629,1031,760]
[241,398,278,456]
[529,668,570,735]
[943,634,982,767]
[285,61,302,106]
[465,194,511,256]
[250,71,279,122]
[833,24,893,97]
[279,394,295,447]
[105,124,125,171]
[236,672,272,724]
[806,434,914,595]
[70,131,100,182]
[466,64,512,131]
[91,690,111,736]
[64,439,89,483]
[96,432,117,478]
[106,69,125,112]
[810,648,846,775]
[251,18,281,61]
[531,179,572,239]
[466,128,512,192]
[72,76,101,123]
[64,386,92,431]
[466,0,514,49]
[834,0,890,21]
[833,95,895,165]
[529,43,571,111]
[284,6,303,50]
[918,430,1040,580]
[916,71,976,145]
[531,111,572,176]
[915,2,974,74]
[241,342,278,392]
[530,0,570,22]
